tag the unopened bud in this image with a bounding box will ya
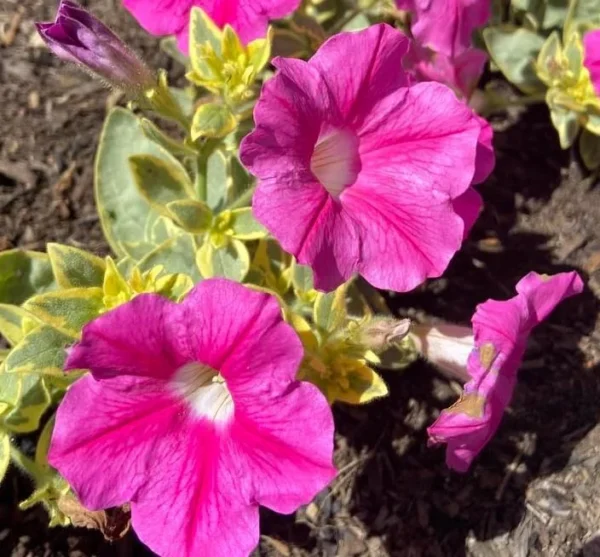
[36,1,155,94]
[358,317,411,352]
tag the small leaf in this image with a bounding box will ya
[579,129,600,170]
[550,105,580,148]
[0,433,9,483]
[230,208,267,240]
[207,149,230,212]
[291,259,315,294]
[0,367,21,409]
[483,25,546,93]
[22,288,104,338]
[167,199,213,233]
[247,30,272,73]
[0,250,56,305]
[191,103,238,140]
[3,375,51,433]
[47,243,106,289]
[160,36,190,66]
[535,31,562,85]
[196,237,250,281]
[314,283,348,332]
[138,234,202,282]
[0,304,39,346]
[190,6,222,56]
[139,118,197,158]
[5,325,72,377]
[129,154,194,215]
[338,364,389,404]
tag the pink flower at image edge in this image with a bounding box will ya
[584,29,600,97]
[241,24,494,293]
[428,271,584,472]
[122,0,301,51]
[48,279,336,557]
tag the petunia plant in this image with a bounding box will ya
[0,0,585,555]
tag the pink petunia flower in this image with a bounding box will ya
[404,41,488,101]
[240,24,492,293]
[122,0,301,52]
[584,29,600,97]
[49,279,336,557]
[419,271,583,472]
[397,0,491,57]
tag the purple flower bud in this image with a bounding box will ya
[36,0,154,93]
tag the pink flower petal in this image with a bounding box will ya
[452,187,482,238]
[242,25,486,293]
[50,279,335,556]
[428,271,584,471]
[584,29,600,97]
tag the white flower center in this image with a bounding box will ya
[171,362,234,423]
[310,129,360,198]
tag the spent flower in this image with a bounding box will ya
[49,279,336,556]
[419,272,583,472]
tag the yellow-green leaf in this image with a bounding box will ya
[129,154,194,216]
[140,118,197,158]
[5,325,72,377]
[0,250,56,305]
[206,149,229,212]
[291,259,315,294]
[0,366,21,409]
[3,375,51,433]
[0,433,9,483]
[550,105,580,148]
[314,283,348,332]
[580,128,600,169]
[0,305,39,346]
[47,243,106,289]
[230,208,268,240]
[138,234,202,282]
[23,288,104,338]
[190,6,222,59]
[535,30,562,85]
[196,237,250,281]
[191,103,238,140]
[247,30,272,73]
[336,364,388,405]
[167,199,213,233]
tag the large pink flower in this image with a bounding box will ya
[49,279,336,557]
[122,0,301,51]
[240,24,491,292]
[424,271,583,472]
[397,0,491,57]
[584,29,600,97]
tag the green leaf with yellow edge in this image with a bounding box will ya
[95,107,185,259]
[47,243,106,289]
[313,283,349,333]
[247,30,272,74]
[140,117,197,159]
[22,288,104,338]
[0,365,21,410]
[0,305,39,346]
[535,30,562,85]
[580,128,600,170]
[191,103,238,140]
[167,199,213,233]
[5,325,72,377]
[291,259,315,294]
[565,0,600,36]
[189,5,222,58]
[221,25,245,61]
[483,25,546,93]
[550,105,580,148]
[138,234,202,282]
[129,154,194,216]
[229,208,268,240]
[0,250,56,305]
[0,433,9,484]
[335,361,388,405]
[196,237,250,281]
[206,149,229,212]
[3,375,51,433]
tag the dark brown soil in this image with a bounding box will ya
[2,1,600,556]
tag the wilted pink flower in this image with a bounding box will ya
[584,29,600,96]
[241,24,492,292]
[425,271,583,472]
[36,0,154,92]
[123,0,301,52]
[49,279,336,557]
[405,42,488,100]
[397,0,491,57]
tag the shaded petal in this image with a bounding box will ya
[309,23,411,126]
[584,29,600,96]
[453,187,482,239]
[122,0,193,37]
[473,115,495,184]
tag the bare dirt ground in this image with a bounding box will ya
[2,1,600,556]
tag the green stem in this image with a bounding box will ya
[10,445,46,485]
[195,154,208,201]
[228,184,256,210]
